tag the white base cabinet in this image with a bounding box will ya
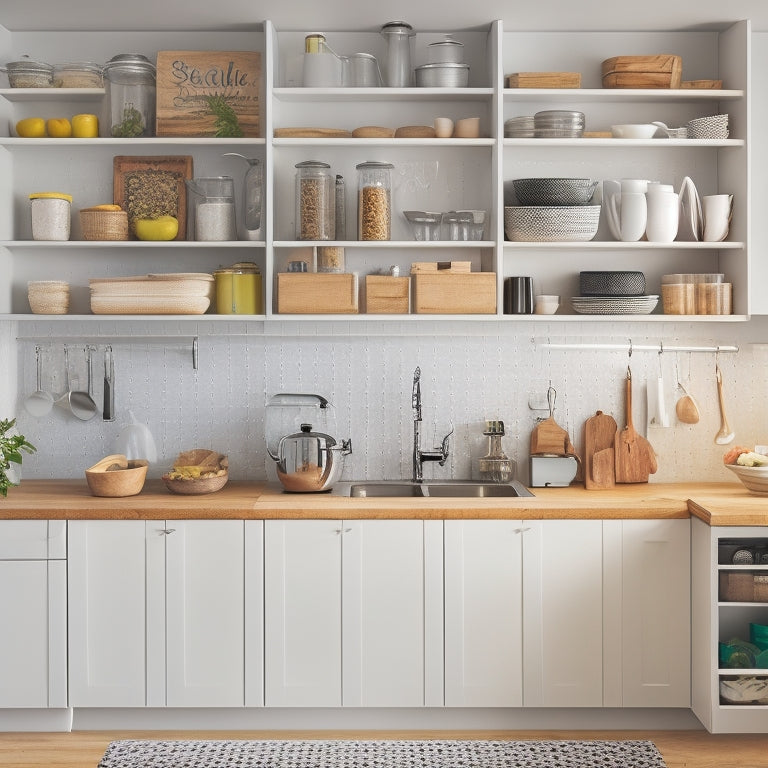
[68,520,261,708]
[264,519,443,707]
[0,521,67,709]
[444,518,690,709]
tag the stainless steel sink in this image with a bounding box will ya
[333,481,534,498]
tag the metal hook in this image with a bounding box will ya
[628,339,633,358]
[659,340,664,355]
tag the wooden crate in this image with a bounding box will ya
[156,50,261,138]
[365,276,410,314]
[277,273,358,314]
[412,272,496,314]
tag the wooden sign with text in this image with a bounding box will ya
[156,50,261,138]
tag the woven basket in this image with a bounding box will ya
[80,210,129,241]
[504,205,601,242]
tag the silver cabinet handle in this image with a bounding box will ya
[335,527,352,534]
[161,528,176,535]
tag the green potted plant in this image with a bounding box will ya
[0,418,35,497]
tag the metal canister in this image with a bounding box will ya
[213,262,262,314]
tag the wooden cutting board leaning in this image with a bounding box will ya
[614,366,658,483]
[583,410,617,490]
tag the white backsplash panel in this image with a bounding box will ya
[8,318,768,486]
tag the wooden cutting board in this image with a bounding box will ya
[583,410,617,490]
[601,54,682,89]
[615,368,658,483]
[506,72,581,88]
[530,416,571,455]
[274,127,352,138]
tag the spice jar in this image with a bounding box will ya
[295,161,335,240]
[102,54,156,137]
[213,262,262,314]
[29,192,73,241]
[356,161,393,240]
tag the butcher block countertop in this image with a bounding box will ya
[0,479,766,525]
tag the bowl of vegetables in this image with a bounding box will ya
[724,447,768,493]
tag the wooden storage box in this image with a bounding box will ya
[277,273,358,314]
[601,55,682,89]
[365,275,410,314]
[412,272,496,314]
[506,72,581,89]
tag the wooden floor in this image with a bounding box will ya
[0,730,767,768]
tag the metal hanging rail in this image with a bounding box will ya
[534,339,739,355]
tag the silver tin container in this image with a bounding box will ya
[415,62,469,87]
[427,36,464,64]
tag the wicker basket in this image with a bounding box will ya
[504,205,601,242]
[80,209,129,241]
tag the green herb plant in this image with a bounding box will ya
[111,104,145,138]
[206,95,244,138]
[0,418,35,497]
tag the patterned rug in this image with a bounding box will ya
[98,739,667,768]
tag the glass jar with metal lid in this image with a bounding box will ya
[213,262,262,315]
[295,161,335,240]
[356,161,393,240]
[1,56,54,87]
[102,53,156,137]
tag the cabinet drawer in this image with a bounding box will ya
[0,520,66,559]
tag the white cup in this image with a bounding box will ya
[606,190,647,242]
[454,117,480,138]
[645,191,679,242]
[434,117,454,138]
[620,178,650,194]
[702,194,733,242]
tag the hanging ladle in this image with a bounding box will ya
[23,345,54,418]
[674,356,700,424]
[55,346,98,421]
[714,363,735,445]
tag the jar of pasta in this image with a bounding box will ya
[356,161,393,240]
[295,161,335,240]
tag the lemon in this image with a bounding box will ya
[135,215,179,241]
[71,113,99,138]
[15,117,46,138]
[46,118,72,138]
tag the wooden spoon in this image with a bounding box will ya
[675,381,700,424]
[715,364,735,445]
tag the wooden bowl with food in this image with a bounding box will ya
[162,449,228,495]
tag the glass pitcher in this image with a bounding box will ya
[185,176,237,241]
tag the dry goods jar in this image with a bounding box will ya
[1,56,53,87]
[213,262,262,314]
[356,161,393,240]
[380,21,414,87]
[295,161,335,240]
[102,53,156,137]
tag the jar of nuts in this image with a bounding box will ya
[295,161,335,240]
[356,161,393,240]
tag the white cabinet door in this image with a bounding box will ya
[165,520,246,707]
[68,520,150,707]
[523,519,604,707]
[343,519,442,707]
[0,560,66,708]
[444,520,523,707]
[264,519,343,706]
[264,519,440,707]
[604,519,690,708]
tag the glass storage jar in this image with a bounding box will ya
[102,53,156,137]
[53,61,103,88]
[295,161,335,240]
[356,161,393,240]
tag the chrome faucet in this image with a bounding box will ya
[412,366,452,483]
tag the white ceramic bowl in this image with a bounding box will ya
[611,124,659,139]
[725,463,768,494]
[535,295,560,315]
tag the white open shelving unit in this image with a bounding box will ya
[0,18,751,327]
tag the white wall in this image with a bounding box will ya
[3,316,767,486]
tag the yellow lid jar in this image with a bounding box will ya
[28,192,73,241]
[213,262,262,314]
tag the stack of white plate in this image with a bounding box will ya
[571,295,659,315]
[89,273,214,315]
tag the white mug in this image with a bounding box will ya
[645,191,679,242]
[620,178,650,194]
[702,194,734,242]
[434,117,454,138]
[606,190,647,242]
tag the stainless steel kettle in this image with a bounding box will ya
[272,423,351,492]
[265,393,352,493]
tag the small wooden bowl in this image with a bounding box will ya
[85,457,148,497]
[162,472,229,495]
